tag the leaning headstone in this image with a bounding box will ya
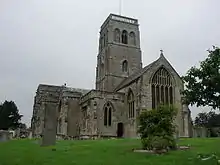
[41,103,58,146]
[0,130,10,142]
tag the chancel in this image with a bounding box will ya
[31,13,192,139]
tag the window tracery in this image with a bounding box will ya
[128,90,135,118]
[151,67,174,109]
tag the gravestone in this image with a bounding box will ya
[41,103,58,146]
[28,131,32,139]
[0,130,10,142]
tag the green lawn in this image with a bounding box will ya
[0,138,219,165]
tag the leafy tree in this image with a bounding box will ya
[194,112,209,127]
[0,100,23,130]
[138,105,177,151]
[194,111,220,137]
[19,123,27,130]
[182,46,220,110]
[195,111,220,128]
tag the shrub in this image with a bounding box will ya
[138,105,177,151]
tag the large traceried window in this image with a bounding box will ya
[104,102,112,126]
[128,90,135,119]
[151,67,174,109]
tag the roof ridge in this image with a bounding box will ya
[114,59,159,91]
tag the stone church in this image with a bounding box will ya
[31,13,191,139]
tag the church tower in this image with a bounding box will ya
[95,14,142,91]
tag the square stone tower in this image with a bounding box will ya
[95,14,142,92]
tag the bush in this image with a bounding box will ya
[141,135,177,151]
[138,105,177,151]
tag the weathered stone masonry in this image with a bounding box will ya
[31,13,192,139]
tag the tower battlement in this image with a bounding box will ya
[101,14,138,30]
[96,13,142,91]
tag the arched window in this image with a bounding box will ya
[103,102,113,126]
[151,67,174,109]
[122,30,128,44]
[128,90,135,119]
[58,119,62,133]
[122,60,128,72]
[114,28,120,42]
[129,32,136,45]
[104,107,108,126]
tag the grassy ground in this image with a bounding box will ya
[0,138,219,165]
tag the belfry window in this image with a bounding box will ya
[128,90,135,119]
[114,28,120,42]
[151,67,174,109]
[122,30,128,44]
[129,32,136,45]
[104,102,113,126]
[122,60,128,72]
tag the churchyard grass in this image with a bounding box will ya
[0,138,219,165]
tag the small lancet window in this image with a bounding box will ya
[122,60,128,72]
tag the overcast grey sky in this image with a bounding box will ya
[0,0,220,126]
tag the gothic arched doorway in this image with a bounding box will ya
[117,122,124,138]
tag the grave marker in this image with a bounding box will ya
[41,102,58,146]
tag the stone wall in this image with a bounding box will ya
[96,14,142,92]
[139,55,189,137]
[80,90,126,137]
[117,78,142,138]
[116,54,191,138]
[31,84,90,138]
[31,14,192,139]
[192,127,209,138]
[31,84,62,137]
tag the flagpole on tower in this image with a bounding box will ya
[119,0,122,15]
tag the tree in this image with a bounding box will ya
[19,123,27,130]
[207,112,220,128]
[195,111,220,128]
[182,46,220,110]
[0,100,23,130]
[194,111,220,137]
[138,105,177,151]
[194,112,209,127]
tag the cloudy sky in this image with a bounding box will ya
[0,0,220,126]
